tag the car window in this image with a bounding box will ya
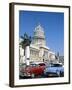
[20,63,26,68]
[39,63,45,66]
[30,64,37,67]
[51,64,62,67]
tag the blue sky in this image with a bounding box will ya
[19,10,64,56]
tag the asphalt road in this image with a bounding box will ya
[19,73,64,79]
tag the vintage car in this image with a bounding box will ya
[20,63,46,78]
[44,63,64,77]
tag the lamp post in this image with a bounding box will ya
[57,52,59,63]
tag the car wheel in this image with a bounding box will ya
[31,73,35,78]
[60,71,64,77]
[56,70,60,77]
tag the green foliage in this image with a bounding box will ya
[20,33,32,48]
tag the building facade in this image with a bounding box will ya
[19,24,55,64]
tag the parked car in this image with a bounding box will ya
[20,63,46,78]
[44,63,64,77]
[19,63,27,78]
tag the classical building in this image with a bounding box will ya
[19,24,55,64]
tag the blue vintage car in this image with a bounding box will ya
[44,63,64,77]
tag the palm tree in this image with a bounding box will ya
[20,33,31,47]
[20,33,32,64]
[20,32,32,56]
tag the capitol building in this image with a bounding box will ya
[19,24,55,64]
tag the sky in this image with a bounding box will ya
[19,10,64,56]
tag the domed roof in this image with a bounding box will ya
[34,23,45,39]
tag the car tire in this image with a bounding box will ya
[60,71,64,77]
[56,70,60,77]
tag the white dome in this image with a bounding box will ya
[34,24,45,39]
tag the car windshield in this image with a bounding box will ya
[51,64,62,67]
[30,64,37,67]
[39,63,45,66]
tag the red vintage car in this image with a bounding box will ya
[20,63,46,78]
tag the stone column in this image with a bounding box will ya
[19,46,24,64]
[25,46,30,65]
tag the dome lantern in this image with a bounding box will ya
[34,23,45,39]
[32,23,46,46]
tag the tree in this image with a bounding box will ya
[20,33,32,55]
[20,33,32,48]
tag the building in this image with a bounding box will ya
[19,24,55,64]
